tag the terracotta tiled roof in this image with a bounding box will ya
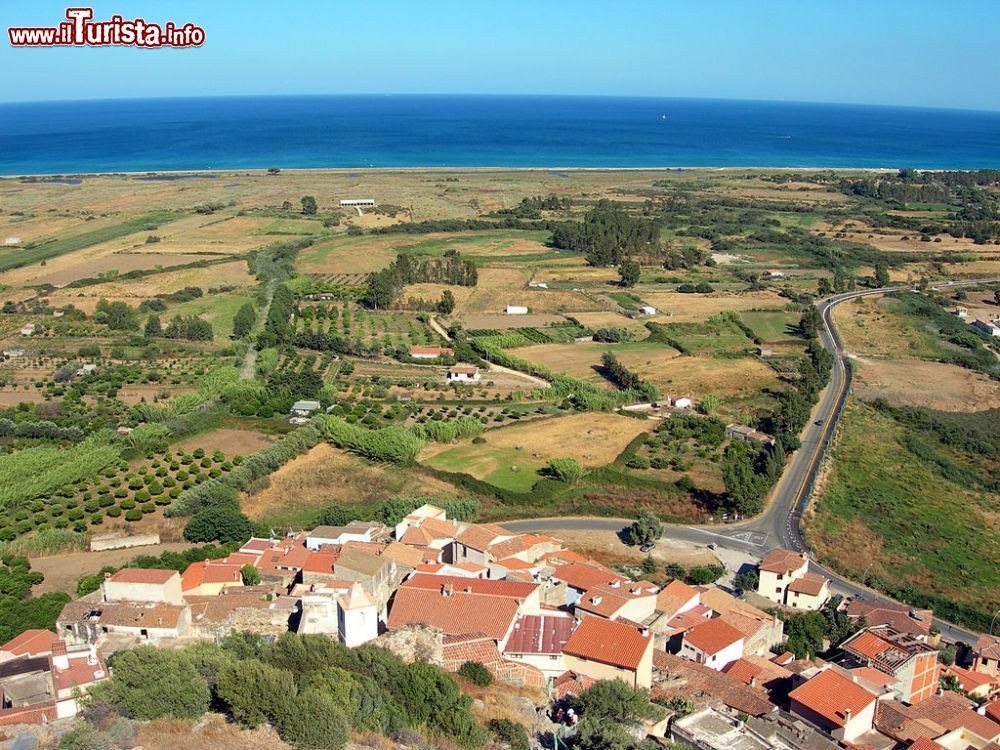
[722,658,763,685]
[683,618,744,656]
[552,670,598,700]
[387,587,519,641]
[301,551,340,575]
[419,516,459,538]
[494,557,534,571]
[0,629,58,657]
[789,669,876,727]
[786,572,828,596]
[975,634,1000,661]
[841,626,936,673]
[845,599,933,636]
[449,365,479,375]
[695,585,770,624]
[551,562,625,591]
[907,740,944,750]
[504,614,575,655]
[849,666,895,689]
[52,652,108,693]
[718,610,764,639]
[563,616,651,671]
[771,651,794,665]
[108,568,176,585]
[940,664,997,693]
[240,538,274,553]
[402,574,537,600]
[759,548,806,575]
[381,542,424,568]
[180,561,242,591]
[905,691,1000,740]
[400,525,435,547]
[224,552,263,567]
[986,698,1000,724]
[576,581,658,619]
[722,655,793,703]
[655,579,700,619]
[410,346,453,356]
[653,651,776,717]
[540,550,592,566]
[455,524,510,552]
[663,604,713,635]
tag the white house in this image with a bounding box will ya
[971,319,1000,337]
[394,503,448,540]
[18,324,35,336]
[339,199,375,207]
[672,397,693,410]
[290,400,321,416]
[757,548,830,610]
[337,583,379,647]
[448,365,481,382]
[679,619,745,671]
[305,521,378,550]
[505,305,528,315]
[75,363,97,377]
[409,346,453,360]
[638,305,657,316]
[3,236,21,246]
[762,269,786,279]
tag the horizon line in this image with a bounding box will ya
[1,91,999,115]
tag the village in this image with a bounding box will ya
[2,503,999,750]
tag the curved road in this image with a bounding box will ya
[505,278,999,644]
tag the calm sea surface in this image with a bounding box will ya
[0,95,998,174]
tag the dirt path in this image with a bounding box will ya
[240,281,272,379]
[30,542,195,596]
[429,314,551,389]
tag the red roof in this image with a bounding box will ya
[402,574,537,600]
[504,615,576,655]
[552,562,625,591]
[985,699,1000,724]
[563,617,651,671]
[181,561,242,591]
[387,586,519,641]
[0,629,59,657]
[410,346,453,356]
[240,538,274,553]
[722,658,763,685]
[940,664,997,693]
[907,740,945,750]
[850,666,896,689]
[789,669,876,727]
[109,568,176,585]
[786,572,828,596]
[683,618,744,656]
[759,548,806,575]
[301,551,340,575]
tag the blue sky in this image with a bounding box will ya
[2,0,999,110]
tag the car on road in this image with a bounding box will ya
[640,542,656,553]
[814,419,823,426]
[707,542,718,550]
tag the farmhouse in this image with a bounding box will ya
[505,305,528,315]
[638,305,657,316]
[339,199,375,207]
[725,423,775,447]
[971,318,1000,337]
[409,346,453,359]
[290,400,321,416]
[762,269,786,279]
[671,396,693,410]
[448,365,480,382]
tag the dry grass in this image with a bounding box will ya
[831,296,917,357]
[852,356,1000,411]
[638,290,788,323]
[178,428,277,457]
[242,443,461,522]
[29,542,194,595]
[135,714,293,750]
[647,355,779,400]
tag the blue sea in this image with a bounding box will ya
[0,95,999,175]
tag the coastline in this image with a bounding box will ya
[0,165,914,179]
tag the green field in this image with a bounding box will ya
[167,291,255,339]
[0,211,184,273]
[808,402,1000,622]
[740,311,801,342]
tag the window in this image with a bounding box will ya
[776,587,782,594]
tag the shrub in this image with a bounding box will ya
[457,660,492,687]
[124,509,143,521]
[183,505,253,544]
[106,507,122,518]
[488,718,530,750]
[104,646,210,720]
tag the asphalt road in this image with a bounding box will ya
[504,279,999,645]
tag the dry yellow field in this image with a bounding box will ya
[852,357,1000,411]
[831,296,917,357]
[638,290,789,322]
[421,411,649,476]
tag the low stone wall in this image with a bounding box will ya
[89,533,160,552]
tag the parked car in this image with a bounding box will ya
[640,542,656,553]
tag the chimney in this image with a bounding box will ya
[441,583,454,597]
[87,644,98,666]
[639,625,650,637]
[750,676,758,688]
[843,709,851,723]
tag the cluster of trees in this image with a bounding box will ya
[494,194,568,218]
[183,502,254,544]
[551,201,663,267]
[600,351,658,402]
[0,554,44,600]
[84,633,493,750]
[543,457,587,484]
[592,327,635,343]
[0,418,83,442]
[364,251,478,310]
[158,286,203,303]
[258,283,296,347]
[721,439,786,517]
[628,511,661,547]
[676,281,714,294]
[232,302,257,339]
[145,314,213,341]
[94,298,138,331]
[779,599,858,658]
[570,679,666,750]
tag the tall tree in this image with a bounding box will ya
[232,302,256,339]
[618,259,641,287]
[301,195,318,215]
